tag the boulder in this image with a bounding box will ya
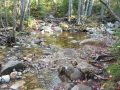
[58,66,83,82]
[41,26,53,33]
[79,38,105,47]
[76,61,95,73]
[71,84,92,90]
[1,61,25,75]
[53,26,63,32]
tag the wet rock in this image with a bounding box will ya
[10,80,26,89]
[0,75,10,83]
[79,38,105,47]
[71,84,92,90]
[71,40,78,43]
[1,61,25,75]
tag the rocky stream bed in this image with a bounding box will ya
[0,16,120,90]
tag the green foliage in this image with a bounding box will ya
[107,29,120,81]
[31,1,46,19]
[24,15,35,28]
[106,61,120,77]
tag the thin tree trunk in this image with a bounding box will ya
[12,0,17,43]
[100,0,105,20]
[19,0,26,31]
[4,0,8,27]
[85,0,89,17]
[88,0,94,16]
[28,0,31,25]
[99,0,120,22]
[68,0,73,22]
[77,0,81,25]
[81,0,85,15]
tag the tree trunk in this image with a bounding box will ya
[88,0,94,16]
[19,0,26,31]
[99,0,120,22]
[4,0,8,27]
[100,0,105,20]
[12,0,17,43]
[81,0,85,15]
[68,0,73,22]
[28,0,31,25]
[77,0,81,25]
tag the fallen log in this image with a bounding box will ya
[0,27,13,31]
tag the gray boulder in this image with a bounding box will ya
[77,61,95,73]
[71,84,92,90]
[53,26,63,32]
[79,38,105,47]
[58,66,83,82]
[1,61,25,75]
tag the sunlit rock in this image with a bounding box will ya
[10,80,26,89]
[59,22,69,30]
[71,84,92,90]
[0,75,10,83]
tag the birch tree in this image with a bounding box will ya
[88,0,94,16]
[100,0,105,20]
[77,0,81,25]
[81,0,85,15]
[19,0,26,31]
[68,0,73,22]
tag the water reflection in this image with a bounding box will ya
[45,32,86,48]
